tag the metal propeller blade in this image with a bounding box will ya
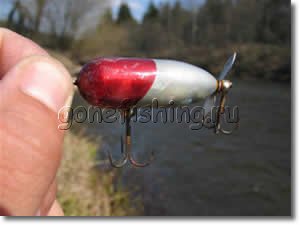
[218,52,237,80]
[203,94,216,116]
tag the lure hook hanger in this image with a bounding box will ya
[107,109,155,168]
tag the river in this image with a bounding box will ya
[71,79,291,216]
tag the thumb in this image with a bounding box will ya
[0,55,73,215]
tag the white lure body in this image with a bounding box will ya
[137,59,217,107]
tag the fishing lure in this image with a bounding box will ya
[74,53,238,167]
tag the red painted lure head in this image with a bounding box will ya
[76,58,156,109]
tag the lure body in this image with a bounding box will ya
[77,57,217,109]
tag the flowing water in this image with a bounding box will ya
[72,79,291,216]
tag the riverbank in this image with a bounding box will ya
[57,132,142,216]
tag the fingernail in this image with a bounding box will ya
[64,91,74,108]
[20,60,72,113]
[57,91,74,129]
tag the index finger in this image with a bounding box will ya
[0,28,48,78]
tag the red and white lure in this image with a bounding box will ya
[75,53,237,167]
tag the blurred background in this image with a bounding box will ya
[0,0,291,216]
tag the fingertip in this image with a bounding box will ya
[3,55,74,113]
[0,28,48,77]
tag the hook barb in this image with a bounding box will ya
[128,150,155,167]
[217,117,239,135]
[107,136,128,168]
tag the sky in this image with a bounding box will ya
[111,0,205,21]
[111,0,176,21]
[0,0,205,22]
[0,0,12,20]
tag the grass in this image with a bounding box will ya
[57,132,142,216]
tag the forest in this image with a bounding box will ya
[2,0,291,81]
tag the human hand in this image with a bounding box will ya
[0,28,73,216]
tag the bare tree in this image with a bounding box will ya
[44,0,110,40]
[33,0,47,32]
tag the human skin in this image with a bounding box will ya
[0,28,74,216]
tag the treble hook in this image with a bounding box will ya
[107,109,155,168]
[214,87,239,135]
